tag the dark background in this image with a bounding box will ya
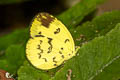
[0,0,120,36]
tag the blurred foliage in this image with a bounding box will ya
[0,0,120,80]
[0,29,29,52]
[51,23,120,80]
[0,0,30,4]
[93,55,120,80]
[57,0,106,29]
[72,11,120,46]
[0,45,25,74]
[18,61,51,80]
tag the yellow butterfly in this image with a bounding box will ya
[26,13,78,70]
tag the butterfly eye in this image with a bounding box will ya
[5,72,12,78]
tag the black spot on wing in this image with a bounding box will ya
[42,58,47,62]
[65,39,70,43]
[47,37,53,53]
[37,40,43,57]
[61,47,63,50]
[35,32,45,37]
[37,13,55,28]
[54,64,57,66]
[61,55,64,58]
[40,40,43,44]
[38,53,41,59]
[59,51,62,54]
[35,35,45,37]
[54,28,60,34]
[53,57,57,63]
[30,36,34,39]
[38,32,41,34]
[72,51,73,53]
[68,54,71,56]
[37,45,43,53]
[37,45,40,49]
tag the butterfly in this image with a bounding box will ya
[26,13,79,70]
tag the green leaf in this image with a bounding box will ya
[0,0,119,79]
[51,23,120,80]
[57,0,106,29]
[5,45,25,65]
[0,44,25,74]
[0,28,29,52]
[72,11,120,45]
[93,56,120,80]
[18,61,51,80]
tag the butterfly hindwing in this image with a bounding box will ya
[26,13,75,70]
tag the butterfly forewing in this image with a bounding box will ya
[26,13,75,70]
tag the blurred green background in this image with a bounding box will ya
[0,0,120,36]
[0,0,120,80]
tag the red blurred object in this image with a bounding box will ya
[0,69,14,80]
